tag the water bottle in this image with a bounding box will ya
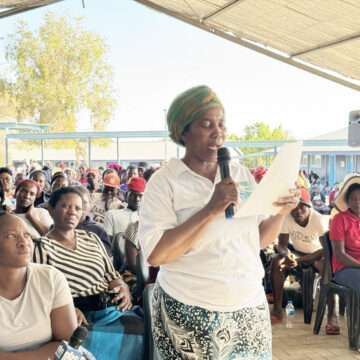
[285,300,295,328]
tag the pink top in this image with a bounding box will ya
[330,209,360,273]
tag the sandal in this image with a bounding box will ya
[271,315,282,325]
[325,323,340,335]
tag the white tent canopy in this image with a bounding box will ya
[2,0,360,90]
[135,0,360,91]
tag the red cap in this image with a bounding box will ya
[86,168,100,177]
[300,188,311,207]
[127,177,146,193]
[103,173,120,188]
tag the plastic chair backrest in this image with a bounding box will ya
[143,283,156,360]
[136,251,149,298]
[322,231,334,284]
[137,251,149,282]
[113,233,126,270]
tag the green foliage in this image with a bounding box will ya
[228,122,294,167]
[2,11,116,155]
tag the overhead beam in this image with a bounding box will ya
[0,122,50,130]
[134,0,360,91]
[7,130,170,139]
[291,31,360,57]
[7,130,349,148]
[225,140,349,147]
[201,0,245,21]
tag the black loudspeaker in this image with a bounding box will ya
[348,110,360,147]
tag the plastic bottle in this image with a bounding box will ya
[285,300,295,328]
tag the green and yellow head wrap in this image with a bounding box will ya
[166,85,224,146]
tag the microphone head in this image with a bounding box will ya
[69,326,88,349]
[217,147,231,163]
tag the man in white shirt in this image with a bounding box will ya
[103,176,146,271]
[270,189,338,333]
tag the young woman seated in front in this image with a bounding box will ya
[0,212,77,359]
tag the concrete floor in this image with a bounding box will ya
[272,306,360,360]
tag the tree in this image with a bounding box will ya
[2,11,116,163]
[228,122,294,167]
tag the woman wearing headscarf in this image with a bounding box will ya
[29,170,50,207]
[139,85,299,359]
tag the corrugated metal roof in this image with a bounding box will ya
[135,0,360,91]
[308,127,348,141]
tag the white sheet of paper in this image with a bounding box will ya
[235,141,303,218]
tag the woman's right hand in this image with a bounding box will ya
[206,177,238,216]
[75,307,89,326]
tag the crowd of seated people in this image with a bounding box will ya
[2,158,359,357]
[256,166,352,335]
[0,160,158,359]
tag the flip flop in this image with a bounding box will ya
[325,323,340,335]
[271,315,282,325]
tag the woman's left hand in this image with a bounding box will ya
[111,283,133,312]
[272,188,300,216]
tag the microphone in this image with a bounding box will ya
[54,326,88,360]
[217,147,235,219]
[69,326,88,349]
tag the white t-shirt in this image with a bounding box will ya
[139,157,266,311]
[280,208,328,253]
[14,208,53,238]
[0,263,73,352]
[89,193,123,224]
[103,208,139,238]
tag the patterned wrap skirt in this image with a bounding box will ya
[152,282,272,360]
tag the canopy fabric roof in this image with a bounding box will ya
[0,0,62,18]
[135,0,360,91]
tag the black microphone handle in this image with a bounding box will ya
[218,160,235,218]
[225,203,235,218]
[219,162,230,179]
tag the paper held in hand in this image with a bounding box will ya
[235,141,303,218]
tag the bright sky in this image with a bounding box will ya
[0,0,359,139]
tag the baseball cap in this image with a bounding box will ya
[127,177,146,193]
[300,188,311,207]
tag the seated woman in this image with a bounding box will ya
[32,187,142,360]
[312,195,330,214]
[38,173,70,210]
[330,175,360,294]
[0,167,16,207]
[74,185,112,256]
[13,180,53,238]
[29,170,50,207]
[0,212,77,358]
[322,181,332,196]
[0,179,13,211]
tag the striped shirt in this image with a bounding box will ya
[33,229,120,298]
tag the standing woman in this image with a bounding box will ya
[139,85,299,359]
